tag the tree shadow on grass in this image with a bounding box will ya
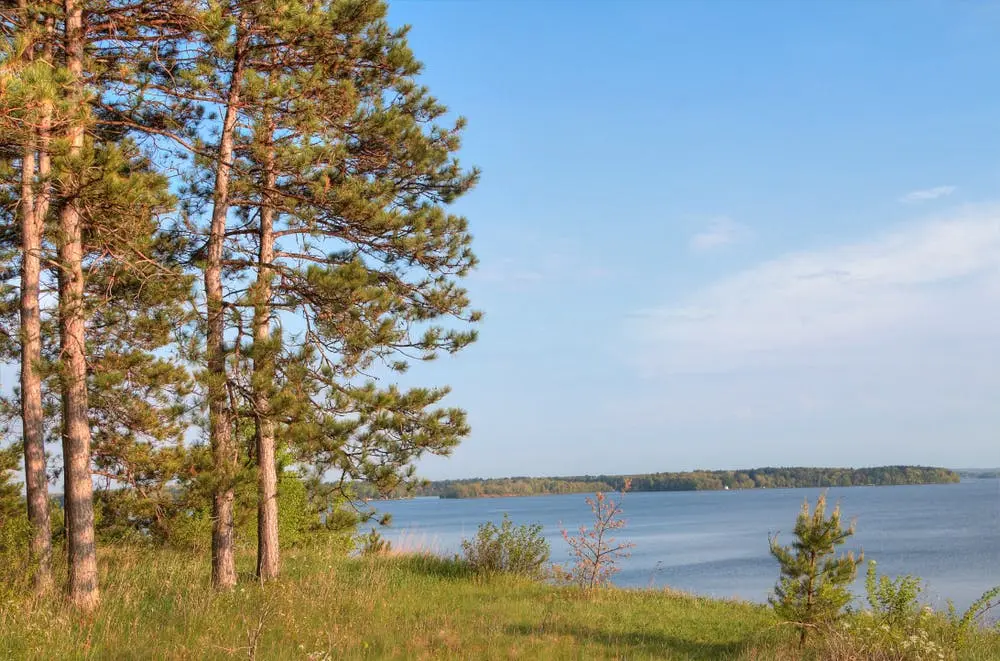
[505,622,749,660]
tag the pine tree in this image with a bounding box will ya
[247,0,479,571]
[82,141,195,546]
[199,0,249,590]
[2,0,483,591]
[173,0,481,580]
[54,0,102,611]
[249,102,279,580]
[769,492,864,646]
[1,0,197,606]
[0,0,57,593]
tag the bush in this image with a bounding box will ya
[108,470,356,553]
[865,560,925,629]
[824,560,947,660]
[461,513,550,577]
[946,584,1000,650]
[0,512,32,603]
[0,446,32,601]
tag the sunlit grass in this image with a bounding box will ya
[1,545,998,660]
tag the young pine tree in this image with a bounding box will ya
[769,492,863,646]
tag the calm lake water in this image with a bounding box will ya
[373,479,1000,611]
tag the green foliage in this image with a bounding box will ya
[947,584,1000,649]
[406,466,961,498]
[824,560,947,660]
[178,0,483,518]
[0,513,31,604]
[92,469,357,553]
[865,560,925,629]
[769,492,863,646]
[460,513,550,577]
[0,444,22,523]
[160,505,212,553]
[274,472,311,548]
[0,445,31,602]
[358,528,391,557]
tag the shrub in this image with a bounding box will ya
[946,584,1000,650]
[557,480,634,588]
[769,492,863,646]
[0,446,32,602]
[461,513,550,577]
[865,560,925,629]
[127,470,357,553]
[358,528,391,556]
[0,511,32,604]
[824,560,947,660]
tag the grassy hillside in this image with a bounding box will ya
[2,545,999,660]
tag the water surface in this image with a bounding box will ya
[373,479,1000,611]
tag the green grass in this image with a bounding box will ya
[1,546,998,660]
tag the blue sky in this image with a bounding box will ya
[380,0,1000,479]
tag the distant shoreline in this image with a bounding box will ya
[369,479,971,502]
[360,465,962,500]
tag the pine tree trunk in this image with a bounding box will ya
[58,0,99,612]
[19,99,52,595]
[206,30,246,591]
[19,0,54,594]
[254,122,279,581]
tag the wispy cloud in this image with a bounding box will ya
[473,248,612,288]
[630,205,1000,374]
[899,185,956,204]
[689,217,749,252]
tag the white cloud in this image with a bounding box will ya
[630,205,1000,374]
[899,185,956,204]
[689,217,749,252]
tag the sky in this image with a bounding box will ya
[376,0,1000,479]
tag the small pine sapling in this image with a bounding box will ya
[769,492,863,646]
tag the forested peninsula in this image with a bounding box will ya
[376,466,961,499]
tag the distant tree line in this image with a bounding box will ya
[956,469,1000,479]
[364,466,961,499]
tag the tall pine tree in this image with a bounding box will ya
[1,0,197,607]
[0,0,57,592]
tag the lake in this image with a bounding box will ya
[372,479,1000,612]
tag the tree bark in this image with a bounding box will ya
[18,0,54,594]
[19,82,52,596]
[206,28,246,591]
[58,0,99,612]
[254,119,279,581]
